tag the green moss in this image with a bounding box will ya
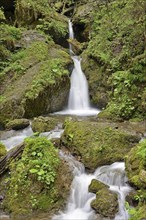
[91,188,118,217]
[4,137,71,217]
[31,116,61,133]
[126,139,146,188]
[89,179,108,193]
[0,142,7,158]
[61,120,139,170]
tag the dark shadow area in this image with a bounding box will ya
[0,0,15,21]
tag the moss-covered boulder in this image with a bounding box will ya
[0,142,7,158]
[89,179,108,193]
[3,137,72,219]
[32,116,63,133]
[0,31,72,125]
[125,139,146,189]
[61,119,140,170]
[125,139,146,219]
[15,0,69,47]
[91,188,118,218]
[89,179,118,218]
[5,118,30,130]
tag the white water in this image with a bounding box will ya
[54,20,100,116]
[0,125,33,151]
[0,124,64,151]
[53,153,132,220]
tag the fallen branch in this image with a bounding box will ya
[0,143,25,176]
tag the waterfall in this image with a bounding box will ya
[68,56,90,110]
[53,20,100,116]
[53,154,132,220]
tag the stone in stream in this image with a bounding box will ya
[89,179,118,218]
[5,119,30,130]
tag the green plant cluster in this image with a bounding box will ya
[4,137,60,215]
[0,8,5,21]
[87,0,145,119]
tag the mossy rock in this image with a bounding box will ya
[5,118,30,130]
[3,137,72,218]
[0,31,72,125]
[125,139,146,189]
[61,119,140,170]
[81,52,110,109]
[0,142,7,158]
[89,179,108,193]
[91,188,118,218]
[32,116,62,133]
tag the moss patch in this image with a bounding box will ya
[0,142,7,158]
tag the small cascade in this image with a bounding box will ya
[54,20,100,116]
[53,154,132,220]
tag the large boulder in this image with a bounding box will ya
[61,119,140,171]
[0,30,72,126]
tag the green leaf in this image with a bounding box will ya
[29,168,38,174]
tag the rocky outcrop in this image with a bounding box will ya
[61,119,140,171]
[0,30,72,126]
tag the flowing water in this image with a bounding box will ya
[54,20,100,116]
[0,125,33,151]
[53,152,132,220]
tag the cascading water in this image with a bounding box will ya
[53,153,132,220]
[54,20,100,116]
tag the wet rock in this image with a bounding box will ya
[91,188,118,218]
[89,179,108,193]
[5,119,30,130]
[32,116,63,133]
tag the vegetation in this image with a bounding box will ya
[125,139,146,219]
[85,0,146,120]
[3,137,71,217]
[0,142,7,158]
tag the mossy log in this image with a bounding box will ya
[0,143,24,176]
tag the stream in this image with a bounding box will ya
[0,123,132,220]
